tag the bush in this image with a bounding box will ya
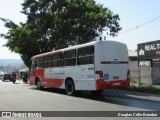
[123,84,160,94]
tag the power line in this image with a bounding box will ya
[120,16,160,34]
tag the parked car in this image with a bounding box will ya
[1,74,11,81]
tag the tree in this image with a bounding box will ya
[0,0,122,67]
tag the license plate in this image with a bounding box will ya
[113,82,120,86]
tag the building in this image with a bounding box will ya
[128,51,140,84]
[138,40,160,85]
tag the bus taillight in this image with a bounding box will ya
[96,71,103,79]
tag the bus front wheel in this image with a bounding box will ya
[65,79,75,96]
[36,79,43,90]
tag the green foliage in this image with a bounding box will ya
[0,0,122,67]
[124,84,160,94]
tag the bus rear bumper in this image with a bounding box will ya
[96,79,130,90]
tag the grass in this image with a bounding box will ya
[124,84,160,94]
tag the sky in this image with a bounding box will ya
[0,0,160,59]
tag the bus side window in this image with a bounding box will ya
[43,55,52,68]
[64,50,76,66]
[53,52,62,67]
[78,46,94,65]
[36,57,43,68]
[30,60,35,71]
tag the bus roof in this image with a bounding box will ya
[31,40,126,60]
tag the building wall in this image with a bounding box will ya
[140,66,152,84]
[129,61,140,84]
[152,64,160,85]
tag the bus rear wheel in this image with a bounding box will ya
[65,79,75,96]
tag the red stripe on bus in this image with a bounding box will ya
[43,78,64,88]
[101,61,128,64]
[96,79,130,90]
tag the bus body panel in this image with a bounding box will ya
[94,41,130,90]
[30,69,45,85]
[43,65,96,90]
[69,65,95,90]
[44,68,64,88]
[29,40,130,91]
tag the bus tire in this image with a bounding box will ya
[65,79,75,96]
[36,79,43,90]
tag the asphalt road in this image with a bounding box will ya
[0,80,160,120]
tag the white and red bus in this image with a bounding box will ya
[29,40,130,95]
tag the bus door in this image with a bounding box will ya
[29,60,37,85]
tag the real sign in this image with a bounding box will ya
[137,40,160,60]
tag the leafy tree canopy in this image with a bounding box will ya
[0,0,122,67]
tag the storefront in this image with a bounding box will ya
[138,40,160,85]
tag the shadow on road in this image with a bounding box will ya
[102,89,160,110]
[1,80,20,84]
[30,87,67,95]
[1,80,11,82]
[29,87,160,111]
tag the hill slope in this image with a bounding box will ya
[0,59,25,67]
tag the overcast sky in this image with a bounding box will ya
[1,0,160,59]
